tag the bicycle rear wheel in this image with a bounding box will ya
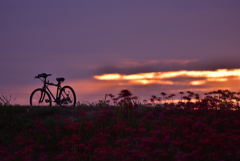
[30,88,52,107]
[59,86,76,107]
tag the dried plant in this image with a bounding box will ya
[0,94,14,106]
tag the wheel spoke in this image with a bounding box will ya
[30,89,51,107]
[59,86,76,107]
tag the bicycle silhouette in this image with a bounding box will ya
[30,73,76,107]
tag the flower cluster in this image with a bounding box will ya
[0,103,240,161]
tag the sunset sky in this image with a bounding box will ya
[1,0,240,104]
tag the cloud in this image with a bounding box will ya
[92,58,240,97]
[94,59,197,75]
[91,70,240,101]
[93,68,240,95]
[114,59,198,68]
[94,58,240,75]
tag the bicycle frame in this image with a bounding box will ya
[41,79,62,103]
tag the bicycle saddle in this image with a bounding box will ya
[56,77,65,82]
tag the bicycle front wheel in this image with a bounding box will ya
[59,86,76,107]
[30,88,52,107]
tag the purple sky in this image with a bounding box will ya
[1,0,240,104]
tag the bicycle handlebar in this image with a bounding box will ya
[35,73,52,79]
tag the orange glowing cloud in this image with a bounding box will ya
[94,68,240,86]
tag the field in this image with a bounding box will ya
[0,90,240,161]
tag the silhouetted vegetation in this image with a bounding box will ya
[98,89,240,111]
[0,89,240,161]
[0,94,14,106]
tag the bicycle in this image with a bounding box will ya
[30,73,76,107]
